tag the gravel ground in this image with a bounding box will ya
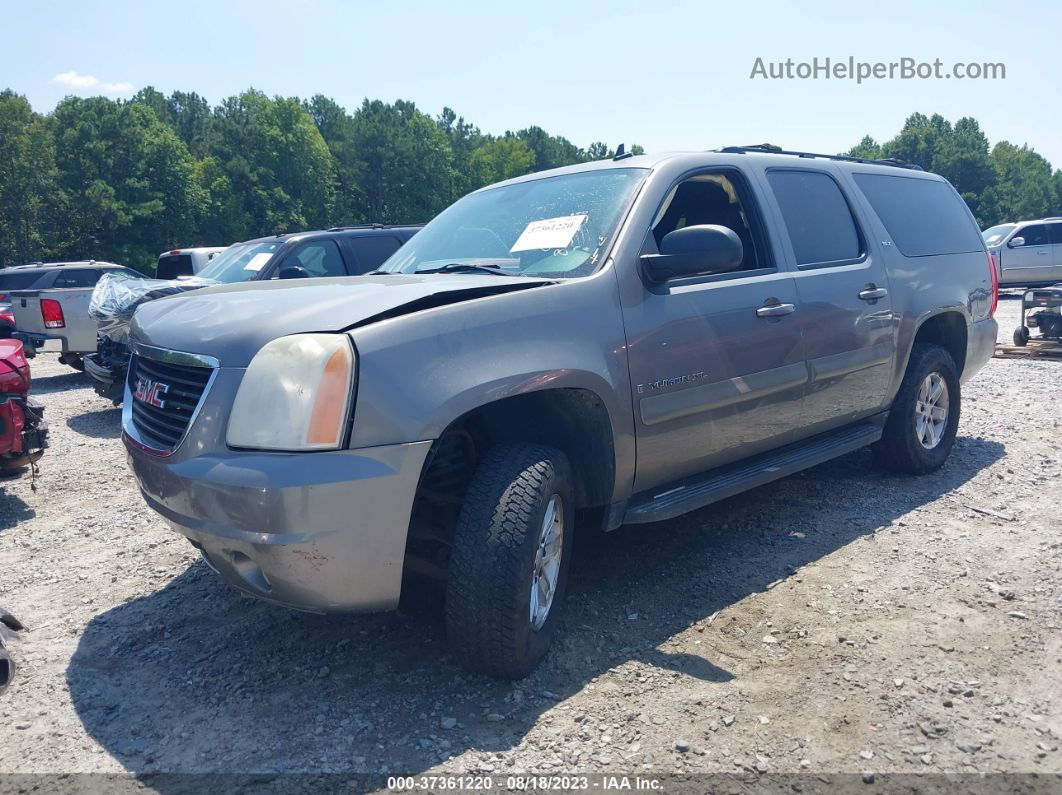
[0,293,1059,788]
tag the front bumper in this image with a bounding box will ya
[962,317,998,383]
[125,436,433,612]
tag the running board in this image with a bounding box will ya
[623,422,883,525]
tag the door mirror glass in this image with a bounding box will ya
[640,224,743,282]
[1008,236,1025,248]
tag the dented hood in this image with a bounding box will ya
[131,273,550,366]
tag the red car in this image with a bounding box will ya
[0,338,47,475]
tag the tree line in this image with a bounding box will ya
[0,87,640,271]
[1,88,1059,273]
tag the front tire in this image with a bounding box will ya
[874,343,960,474]
[445,443,574,679]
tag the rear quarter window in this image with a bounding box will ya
[0,271,51,291]
[852,174,984,257]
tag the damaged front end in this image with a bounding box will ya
[86,271,217,404]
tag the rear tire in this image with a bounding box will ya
[874,343,960,475]
[445,443,574,679]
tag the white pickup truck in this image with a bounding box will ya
[10,261,141,370]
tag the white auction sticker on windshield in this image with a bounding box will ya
[243,252,272,272]
[510,213,587,252]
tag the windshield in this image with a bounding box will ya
[982,224,1015,246]
[196,241,281,283]
[378,168,648,278]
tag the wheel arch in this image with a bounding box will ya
[400,386,618,583]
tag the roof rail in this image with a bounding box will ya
[326,223,393,232]
[715,143,924,171]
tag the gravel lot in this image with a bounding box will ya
[0,294,1059,788]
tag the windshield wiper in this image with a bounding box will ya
[413,263,519,277]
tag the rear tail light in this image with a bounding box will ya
[41,298,65,329]
[987,251,999,318]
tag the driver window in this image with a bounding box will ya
[289,240,347,277]
[652,173,765,271]
[1016,225,1049,247]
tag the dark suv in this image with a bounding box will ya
[85,224,420,401]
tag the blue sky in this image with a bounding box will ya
[4,0,1061,167]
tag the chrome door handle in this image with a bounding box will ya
[858,287,888,301]
[1037,250,1050,255]
[756,303,796,318]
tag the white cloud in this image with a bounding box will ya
[52,70,99,89]
[102,81,134,95]
[51,71,135,96]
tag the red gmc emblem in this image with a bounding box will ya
[134,377,169,409]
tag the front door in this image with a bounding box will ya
[760,168,896,434]
[622,169,806,494]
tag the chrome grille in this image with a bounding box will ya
[127,352,213,452]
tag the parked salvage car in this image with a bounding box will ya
[0,337,47,475]
[983,217,1062,287]
[85,225,421,402]
[123,146,998,678]
[9,261,141,369]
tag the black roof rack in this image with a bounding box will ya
[715,143,923,171]
[325,223,416,232]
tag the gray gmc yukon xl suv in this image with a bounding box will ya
[124,147,998,678]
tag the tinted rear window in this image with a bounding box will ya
[853,174,983,257]
[766,170,863,266]
[157,254,194,279]
[0,271,49,290]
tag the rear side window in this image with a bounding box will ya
[766,170,862,267]
[347,236,402,274]
[852,174,984,257]
[52,269,101,288]
[1051,224,1062,245]
[157,254,194,279]
[0,271,50,291]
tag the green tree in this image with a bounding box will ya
[845,135,882,160]
[205,89,336,236]
[979,142,1057,226]
[305,94,360,225]
[51,96,205,269]
[467,136,535,187]
[348,99,454,223]
[0,90,58,266]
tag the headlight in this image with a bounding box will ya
[226,334,355,451]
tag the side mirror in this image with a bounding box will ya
[1008,237,1025,248]
[278,265,310,279]
[640,224,743,282]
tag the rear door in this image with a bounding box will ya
[343,235,403,274]
[761,167,896,434]
[1050,223,1062,279]
[623,167,806,492]
[1000,223,1053,285]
